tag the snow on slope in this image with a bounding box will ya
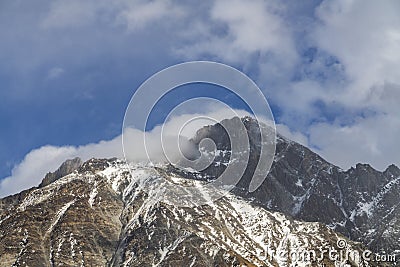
[97,160,369,267]
[0,159,375,266]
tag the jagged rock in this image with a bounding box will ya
[191,116,400,257]
[39,157,83,188]
[0,159,376,266]
[0,117,398,266]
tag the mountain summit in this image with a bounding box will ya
[190,116,400,256]
[0,117,398,266]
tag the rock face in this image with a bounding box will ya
[0,117,398,266]
[0,159,122,266]
[192,117,400,257]
[39,157,83,188]
[0,159,376,266]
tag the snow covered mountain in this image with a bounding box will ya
[189,117,400,259]
[0,117,398,266]
[0,158,373,266]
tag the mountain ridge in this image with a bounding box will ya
[187,116,399,257]
[0,116,398,266]
[0,158,378,266]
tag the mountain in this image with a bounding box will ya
[39,157,83,188]
[0,159,372,266]
[189,116,400,258]
[0,116,398,266]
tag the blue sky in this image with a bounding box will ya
[1,0,400,196]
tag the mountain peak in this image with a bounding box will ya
[384,163,400,177]
[1,117,399,265]
[351,162,377,174]
[39,157,82,188]
[0,157,373,266]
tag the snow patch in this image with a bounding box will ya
[88,180,98,207]
[47,200,75,234]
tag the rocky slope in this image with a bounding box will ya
[0,116,398,266]
[0,158,374,266]
[191,117,400,258]
[39,157,83,188]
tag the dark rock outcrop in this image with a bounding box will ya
[0,159,374,266]
[191,116,400,256]
[0,117,398,266]
[39,157,83,188]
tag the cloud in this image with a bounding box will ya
[0,108,253,197]
[211,0,295,58]
[1,0,400,197]
[116,0,186,31]
[40,0,100,29]
[298,0,400,170]
[176,0,297,65]
[40,0,187,32]
[122,107,255,164]
[313,0,400,108]
[251,0,400,172]
[276,124,308,147]
[309,113,400,170]
[0,137,123,198]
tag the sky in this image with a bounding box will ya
[0,0,400,197]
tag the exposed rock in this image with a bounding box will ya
[0,159,376,266]
[39,157,83,188]
[191,116,400,257]
[0,117,398,266]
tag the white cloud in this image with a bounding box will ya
[268,80,326,127]
[309,113,400,171]
[116,0,186,31]
[0,137,123,198]
[251,0,400,172]
[123,107,255,164]
[41,0,100,29]
[176,0,297,65]
[313,0,400,107]
[210,0,294,57]
[40,0,186,32]
[2,0,400,197]
[299,0,400,170]
[276,124,308,147]
[0,108,254,198]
